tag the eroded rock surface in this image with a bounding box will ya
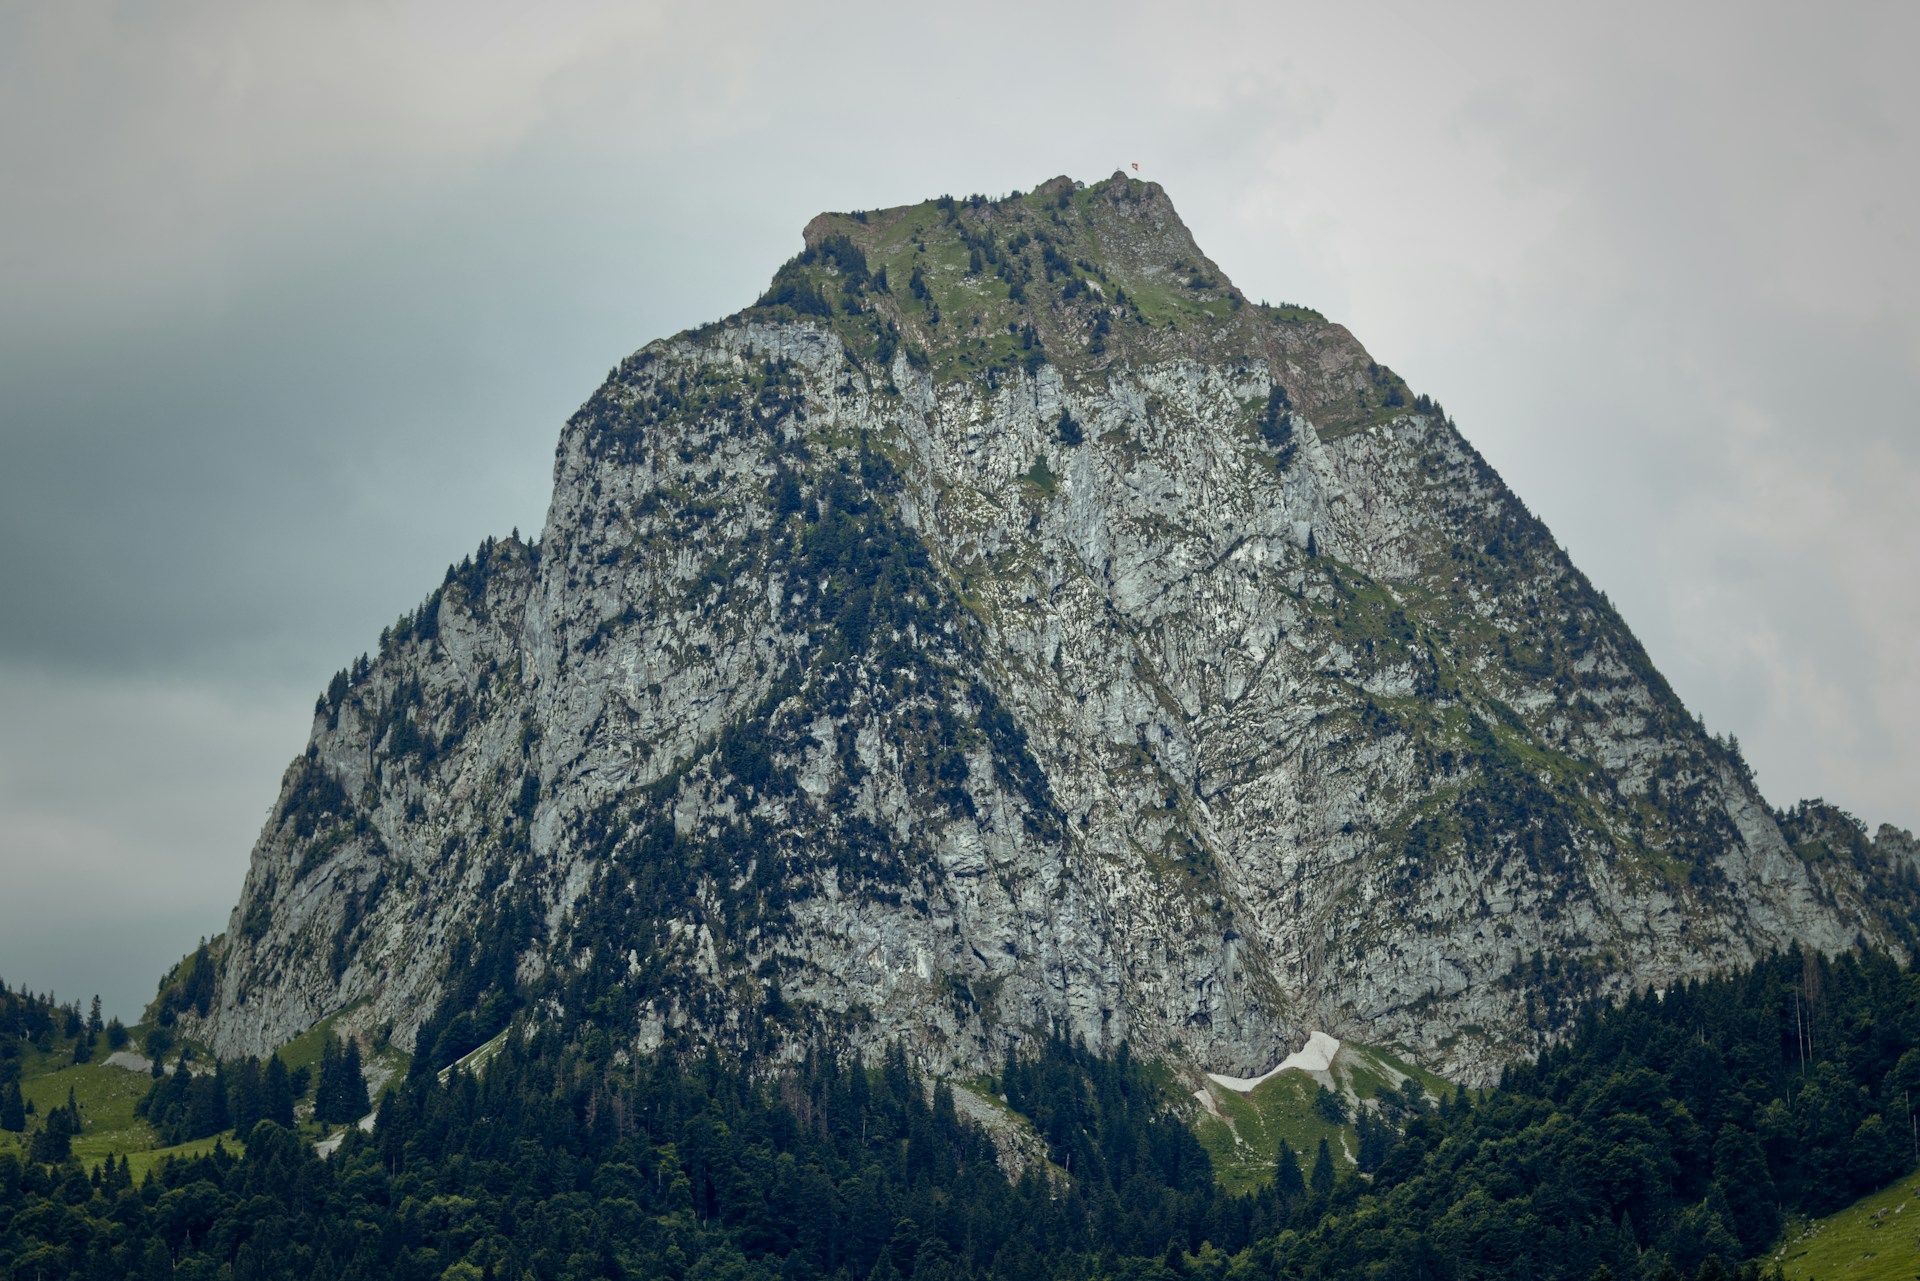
[186,175,1920,1084]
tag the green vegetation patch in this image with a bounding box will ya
[3,1056,161,1166]
[274,1005,363,1077]
[1775,1166,1920,1281]
[1195,1069,1353,1196]
[1190,1039,1447,1195]
[1020,455,1058,496]
[122,1134,243,1182]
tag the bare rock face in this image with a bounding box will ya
[185,175,1920,1084]
[1881,825,1920,876]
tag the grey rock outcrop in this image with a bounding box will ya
[184,174,1919,1084]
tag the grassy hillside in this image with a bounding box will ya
[1189,1036,1452,1194]
[1,1009,400,1173]
[0,1028,241,1169]
[11,1050,163,1162]
[1773,1165,1920,1281]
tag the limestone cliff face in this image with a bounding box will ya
[187,175,1920,1084]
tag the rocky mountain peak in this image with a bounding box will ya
[182,174,1920,1086]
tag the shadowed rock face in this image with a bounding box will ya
[186,175,1919,1084]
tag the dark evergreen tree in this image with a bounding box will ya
[1355,1107,1394,1172]
[342,1037,369,1116]
[228,1057,265,1134]
[27,1087,79,1162]
[1848,1112,1908,1192]
[156,942,217,1024]
[1309,1136,1335,1196]
[184,1064,230,1139]
[1710,1124,1778,1252]
[139,1049,230,1144]
[263,1054,296,1127]
[140,1237,173,1281]
[315,1034,370,1124]
[1274,1138,1305,1202]
[0,1078,23,1132]
[314,1036,340,1121]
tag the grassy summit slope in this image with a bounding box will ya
[744,172,1403,435]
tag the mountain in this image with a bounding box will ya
[181,173,1920,1085]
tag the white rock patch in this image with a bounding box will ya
[1206,1030,1343,1093]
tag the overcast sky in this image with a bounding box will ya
[3,1,1915,1020]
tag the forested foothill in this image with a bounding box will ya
[1,948,1916,1280]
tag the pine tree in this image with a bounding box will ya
[316,1035,371,1124]
[0,1079,24,1132]
[87,995,103,1035]
[342,1037,369,1118]
[228,1057,265,1135]
[1355,1108,1394,1172]
[28,1088,80,1162]
[264,1054,296,1127]
[315,1036,340,1122]
[1274,1138,1305,1202]
[184,1064,230,1139]
[1711,1123,1779,1252]
[866,1251,902,1281]
[1309,1137,1335,1196]
[140,1236,172,1281]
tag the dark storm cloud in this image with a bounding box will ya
[1,1,1914,1016]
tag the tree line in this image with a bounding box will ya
[0,947,1914,1280]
